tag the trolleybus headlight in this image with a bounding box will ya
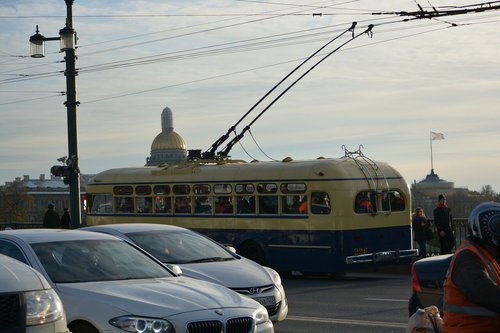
[110,316,175,333]
[264,267,282,288]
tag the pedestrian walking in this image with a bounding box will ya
[61,207,71,229]
[43,203,60,228]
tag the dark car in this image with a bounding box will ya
[409,254,453,316]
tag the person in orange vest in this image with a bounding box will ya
[443,201,500,333]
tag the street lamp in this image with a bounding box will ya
[29,0,81,229]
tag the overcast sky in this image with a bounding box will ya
[1,0,499,193]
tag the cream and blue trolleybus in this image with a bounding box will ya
[85,150,417,274]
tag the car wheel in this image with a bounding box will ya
[69,321,99,333]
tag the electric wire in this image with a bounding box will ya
[0,2,498,112]
[218,23,373,158]
[203,21,357,158]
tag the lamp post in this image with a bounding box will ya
[29,0,81,229]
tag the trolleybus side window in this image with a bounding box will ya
[116,197,134,213]
[381,190,405,211]
[173,185,191,214]
[153,185,171,214]
[354,191,376,214]
[214,184,233,214]
[280,183,307,214]
[89,194,112,214]
[136,185,153,213]
[113,186,134,213]
[311,191,331,214]
[193,184,212,214]
[257,183,278,215]
[235,184,255,214]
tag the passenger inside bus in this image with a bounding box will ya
[298,196,308,214]
[259,196,278,214]
[138,197,153,213]
[215,196,233,214]
[174,197,191,213]
[236,196,255,214]
[355,192,374,213]
[311,192,331,214]
[194,196,212,214]
[118,197,134,213]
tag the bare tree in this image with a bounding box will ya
[0,184,31,222]
[479,185,496,199]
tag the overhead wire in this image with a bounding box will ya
[1,1,499,111]
[218,23,373,158]
[77,0,349,56]
[2,11,497,102]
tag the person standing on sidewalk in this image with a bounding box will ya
[60,208,71,229]
[412,207,431,257]
[433,194,455,254]
[43,203,60,228]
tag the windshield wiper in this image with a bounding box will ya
[185,257,228,263]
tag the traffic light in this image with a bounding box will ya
[50,165,72,184]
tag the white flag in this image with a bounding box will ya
[431,131,445,140]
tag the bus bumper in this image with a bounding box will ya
[345,249,419,264]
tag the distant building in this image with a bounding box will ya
[1,174,93,223]
[411,168,468,218]
[146,106,188,166]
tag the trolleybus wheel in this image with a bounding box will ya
[238,241,268,266]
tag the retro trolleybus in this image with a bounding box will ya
[85,149,417,274]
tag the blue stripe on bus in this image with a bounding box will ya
[198,225,412,273]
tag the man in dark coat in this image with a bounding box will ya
[60,208,71,229]
[43,203,61,228]
[433,194,455,254]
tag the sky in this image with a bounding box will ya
[1,0,499,193]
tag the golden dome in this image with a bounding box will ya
[146,106,188,166]
[151,131,187,150]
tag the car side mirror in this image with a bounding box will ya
[226,246,237,254]
[166,264,183,276]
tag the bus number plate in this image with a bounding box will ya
[255,296,275,306]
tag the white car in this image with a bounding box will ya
[0,254,69,333]
[0,229,274,333]
[83,223,288,322]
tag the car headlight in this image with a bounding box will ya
[25,289,64,326]
[110,316,175,333]
[254,306,270,325]
[264,267,282,288]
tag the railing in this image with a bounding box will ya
[0,222,44,231]
[423,218,468,255]
[2,218,469,255]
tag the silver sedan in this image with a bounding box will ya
[0,229,274,333]
[83,223,288,322]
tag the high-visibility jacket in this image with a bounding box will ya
[443,240,500,333]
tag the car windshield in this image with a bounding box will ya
[125,230,235,264]
[32,239,173,283]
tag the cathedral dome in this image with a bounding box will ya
[146,106,188,166]
[151,131,186,150]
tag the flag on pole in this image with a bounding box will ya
[431,131,445,140]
